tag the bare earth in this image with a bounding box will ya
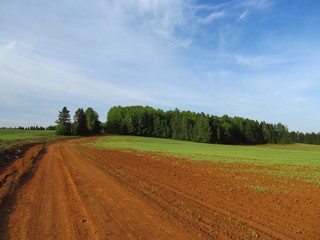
[0,138,319,239]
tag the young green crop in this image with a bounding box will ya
[89,135,320,167]
[0,129,55,140]
[87,135,320,184]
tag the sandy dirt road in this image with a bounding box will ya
[1,138,319,239]
[1,140,201,240]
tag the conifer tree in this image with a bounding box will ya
[55,106,71,135]
[72,108,89,136]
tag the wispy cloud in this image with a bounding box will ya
[170,38,192,48]
[189,2,232,11]
[1,41,17,51]
[117,0,191,40]
[234,54,283,68]
[235,0,273,10]
[238,9,248,21]
[199,11,225,24]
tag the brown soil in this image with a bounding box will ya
[0,144,44,205]
[0,138,319,239]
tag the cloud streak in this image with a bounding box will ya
[199,11,225,24]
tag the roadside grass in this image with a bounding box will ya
[88,135,320,185]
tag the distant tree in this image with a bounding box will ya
[85,107,101,135]
[193,113,211,143]
[220,121,233,144]
[180,114,193,141]
[46,125,56,130]
[55,106,71,135]
[72,108,89,136]
[244,121,255,144]
[153,110,170,138]
[106,106,123,134]
[170,109,182,140]
[275,123,290,143]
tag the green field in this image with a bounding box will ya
[91,135,320,167]
[0,129,55,140]
[89,135,320,184]
[0,129,60,160]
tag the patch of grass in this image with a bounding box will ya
[245,185,271,192]
[232,166,320,184]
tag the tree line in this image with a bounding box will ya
[289,131,320,145]
[55,106,101,136]
[0,126,47,130]
[53,105,320,144]
[106,105,320,145]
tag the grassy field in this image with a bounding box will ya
[89,135,320,184]
[0,129,55,140]
[91,135,320,167]
[0,129,62,164]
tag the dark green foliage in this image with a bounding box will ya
[46,125,56,130]
[85,107,101,135]
[106,105,294,144]
[292,131,320,145]
[193,113,211,143]
[72,108,89,136]
[55,106,101,136]
[55,106,71,135]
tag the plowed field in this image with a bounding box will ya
[0,138,319,239]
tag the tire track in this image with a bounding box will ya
[76,145,294,240]
[2,140,202,239]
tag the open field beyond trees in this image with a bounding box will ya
[0,129,55,140]
[0,129,65,164]
[0,134,319,239]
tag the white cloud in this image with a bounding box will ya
[233,54,287,68]
[190,2,232,11]
[112,0,190,40]
[199,11,225,24]
[0,42,156,103]
[1,41,17,51]
[170,38,192,48]
[235,0,273,10]
[238,9,248,21]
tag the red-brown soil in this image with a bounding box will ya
[0,144,44,205]
[0,138,319,239]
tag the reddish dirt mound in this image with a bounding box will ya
[1,138,319,239]
[0,145,44,205]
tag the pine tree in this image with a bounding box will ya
[55,106,71,135]
[72,108,89,136]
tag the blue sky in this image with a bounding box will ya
[1,0,320,132]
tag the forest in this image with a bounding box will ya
[106,105,320,145]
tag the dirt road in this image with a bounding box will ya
[1,139,202,240]
[1,138,319,239]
